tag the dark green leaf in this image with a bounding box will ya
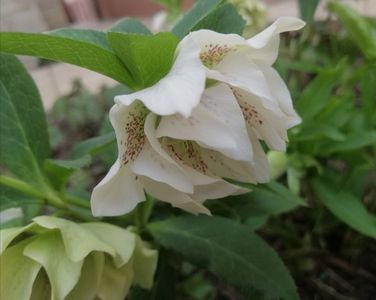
[149,216,298,299]
[360,64,376,127]
[107,32,178,88]
[296,66,345,122]
[328,1,376,60]
[298,0,320,23]
[128,250,177,300]
[219,182,306,222]
[0,31,135,87]
[312,179,376,239]
[172,0,223,38]
[48,28,112,50]
[192,3,245,35]
[0,54,49,186]
[323,131,376,154]
[0,185,43,224]
[71,132,115,159]
[43,155,91,190]
[108,18,152,35]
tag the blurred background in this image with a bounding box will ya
[0,0,374,110]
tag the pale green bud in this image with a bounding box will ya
[267,151,288,179]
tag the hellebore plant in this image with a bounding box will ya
[91,17,305,216]
[0,0,332,298]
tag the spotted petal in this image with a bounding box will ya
[156,84,253,161]
[132,114,194,193]
[91,102,148,217]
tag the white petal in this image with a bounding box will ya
[187,29,247,50]
[260,66,301,128]
[247,17,305,64]
[157,84,253,161]
[91,160,145,216]
[115,38,206,117]
[206,52,274,102]
[132,114,193,193]
[193,180,249,201]
[247,132,270,183]
[139,176,210,215]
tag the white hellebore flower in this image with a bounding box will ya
[91,17,305,217]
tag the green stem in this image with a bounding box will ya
[134,194,155,231]
[0,175,46,199]
[0,175,64,208]
[64,194,91,209]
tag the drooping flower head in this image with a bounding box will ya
[91,17,305,217]
[0,216,158,300]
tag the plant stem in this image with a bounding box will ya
[134,194,154,231]
[0,175,47,200]
[64,194,91,209]
[0,175,65,208]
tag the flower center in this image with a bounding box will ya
[165,140,209,174]
[200,44,234,68]
[121,103,148,165]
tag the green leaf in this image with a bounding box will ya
[220,181,306,222]
[323,131,376,154]
[298,0,320,22]
[360,64,376,127]
[192,3,245,35]
[48,28,112,50]
[296,65,344,123]
[109,18,152,35]
[0,239,42,300]
[328,1,376,60]
[0,186,43,223]
[0,54,49,186]
[312,179,376,239]
[107,32,179,88]
[149,216,298,299]
[71,132,116,159]
[0,31,135,87]
[172,0,223,38]
[43,155,92,190]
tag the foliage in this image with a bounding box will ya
[1,0,376,299]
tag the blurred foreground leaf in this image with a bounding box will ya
[149,215,298,299]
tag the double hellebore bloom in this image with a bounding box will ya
[91,17,305,216]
